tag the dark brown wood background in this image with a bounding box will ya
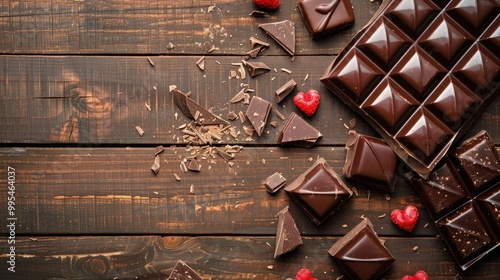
[0,0,499,279]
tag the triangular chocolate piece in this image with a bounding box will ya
[245,61,271,77]
[246,96,271,136]
[285,157,352,225]
[259,20,295,56]
[167,260,203,280]
[278,112,322,148]
[274,206,303,258]
[171,89,229,126]
[329,219,394,280]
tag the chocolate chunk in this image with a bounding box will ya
[321,0,500,179]
[274,206,303,258]
[275,79,297,103]
[405,130,500,270]
[278,112,322,148]
[249,36,270,49]
[155,145,165,156]
[298,0,355,38]
[343,131,398,193]
[246,47,263,59]
[246,96,271,136]
[215,147,234,162]
[227,111,238,121]
[259,20,296,56]
[285,157,352,225]
[196,56,205,71]
[167,260,203,280]
[151,155,161,175]
[249,10,269,18]
[328,218,395,280]
[264,172,287,193]
[187,158,201,172]
[171,89,229,126]
[245,61,271,77]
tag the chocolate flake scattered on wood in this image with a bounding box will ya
[281,68,292,74]
[246,47,263,59]
[378,214,386,219]
[135,125,145,136]
[145,102,151,111]
[250,36,270,49]
[274,109,285,120]
[227,111,238,121]
[264,172,286,193]
[249,10,269,18]
[172,89,229,126]
[243,93,250,104]
[190,184,195,194]
[173,173,181,181]
[196,56,205,71]
[243,126,255,136]
[238,64,246,79]
[245,61,271,77]
[215,147,234,161]
[207,5,216,13]
[151,155,161,174]
[147,57,155,67]
[259,20,295,56]
[246,96,271,136]
[166,42,175,50]
[238,111,246,123]
[230,70,237,79]
[187,158,201,172]
[230,88,246,103]
[155,145,165,156]
[180,161,188,173]
[270,120,278,127]
[275,79,297,103]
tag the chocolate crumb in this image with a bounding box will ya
[227,111,238,121]
[166,42,175,50]
[155,145,165,156]
[384,194,391,200]
[274,109,285,120]
[196,56,205,71]
[135,125,145,136]
[173,173,181,181]
[249,10,269,17]
[377,214,386,219]
[238,111,246,123]
[145,102,151,111]
[151,155,161,174]
[187,158,201,172]
[190,184,195,194]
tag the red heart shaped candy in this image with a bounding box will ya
[401,270,428,280]
[294,89,320,117]
[391,205,419,232]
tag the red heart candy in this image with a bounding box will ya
[401,270,428,280]
[294,89,320,117]
[391,205,419,232]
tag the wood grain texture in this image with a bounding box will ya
[1,235,499,280]
[0,55,498,144]
[0,0,378,55]
[0,146,450,236]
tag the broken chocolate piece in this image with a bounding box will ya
[285,157,352,225]
[171,89,229,126]
[155,145,165,156]
[246,47,264,59]
[135,125,145,136]
[278,112,322,148]
[196,56,205,71]
[187,158,201,172]
[151,155,161,174]
[274,206,303,258]
[343,131,398,193]
[249,10,269,18]
[250,36,270,49]
[405,130,500,270]
[167,260,203,280]
[227,111,238,121]
[259,20,296,56]
[264,172,287,193]
[328,219,395,280]
[275,79,297,103]
[298,0,355,38]
[215,147,234,161]
[245,61,271,77]
[246,96,271,136]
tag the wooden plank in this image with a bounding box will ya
[0,235,499,279]
[0,146,448,236]
[0,0,378,55]
[0,55,498,144]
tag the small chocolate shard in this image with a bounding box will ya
[135,125,145,136]
[151,155,161,174]
[167,260,203,280]
[259,20,295,56]
[230,88,246,103]
[245,61,271,77]
[264,172,286,193]
[246,96,271,136]
[187,158,201,172]
[275,79,297,103]
[249,10,269,18]
[249,36,270,49]
[215,147,234,161]
[278,112,322,148]
[155,145,166,156]
[246,47,263,59]
[227,111,238,121]
[196,56,205,71]
[171,89,229,126]
[238,111,246,123]
[147,57,155,67]
[274,206,303,258]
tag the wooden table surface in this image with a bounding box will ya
[0,0,499,279]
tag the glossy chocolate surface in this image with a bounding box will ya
[298,0,355,38]
[285,157,352,225]
[246,96,271,136]
[343,131,398,193]
[328,218,395,280]
[274,206,303,258]
[167,260,203,280]
[278,112,322,148]
[321,0,500,179]
[406,130,500,270]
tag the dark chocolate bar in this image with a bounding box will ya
[328,218,395,280]
[405,130,500,270]
[343,130,398,193]
[285,157,352,225]
[298,0,355,38]
[321,0,500,179]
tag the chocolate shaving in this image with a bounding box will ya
[249,10,269,18]
[227,111,238,121]
[155,145,165,156]
[215,147,234,161]
[135,125,145,136]
[196,56,205,71]
[171,89,229,125]
[230,88,246,103]
[249,36,270,49]
[151,155,160,174]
